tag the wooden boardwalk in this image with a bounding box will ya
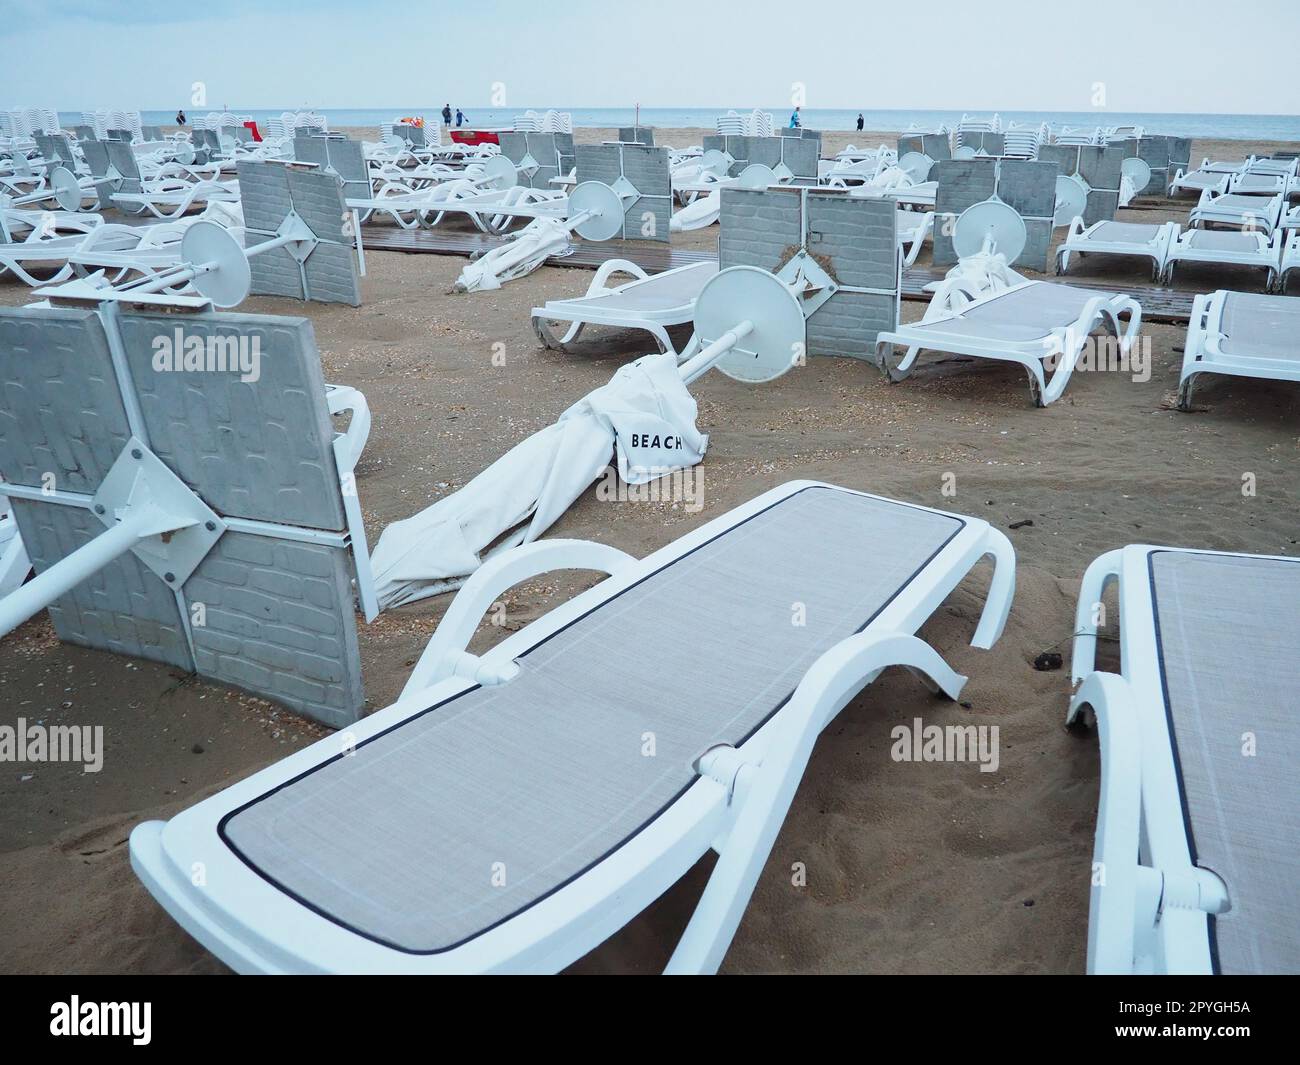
[360,227,1199,323]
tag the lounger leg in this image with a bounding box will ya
[1069,549,1122,696]
[971,528,1015,649]
[665,631,965,975]
[1175,372,1199,412]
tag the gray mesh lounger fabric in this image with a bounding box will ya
[1218,293,1300,362]
[564,262,718,313]
[917,283,1112,342]
[1149,552,1300,975]
[1182,231,1260,253]
[1203,194,1270,215]
[1088,222,1162,243]
[222,486,964,953]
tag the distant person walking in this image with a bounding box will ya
[789,106,801,129]
[176,109,187,127]
[455,108,465,128]
[856,113,864,131]
[442,103,452,127]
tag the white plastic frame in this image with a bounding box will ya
[873,280,1143,407]
[530,259,716,357]
[1055,218,1179,282]
[129,480,1015,974]
[1163,228,1283,290]
[1176,289,1300,409]
[1068,545,1249,974]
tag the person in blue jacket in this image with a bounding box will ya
[789,106,801,129]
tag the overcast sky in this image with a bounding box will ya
[3,0,1297,114]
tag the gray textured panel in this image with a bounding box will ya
[79,141,116,209]
[300,241,363,306]
[807,193,896,290]
[1021,219,1052,272]
[1086,190,1120,227]
[114,312,347,531]
[236,160,293,233]
[923,133,952,161]
[719,187,801,271]
[617,127,654,146]
[575,143,670,242]
[10,497,192,669]
[933,159,997,266]
[187,531,363,726]
[965,131,1005,156]
[721,188,899,358]
[106,140,141,182]
[898,135,923,156]
[933,159,997,213]
[235,162,359,304]
[293,135,368,202]
[74,125,96,142]
[286,167,353,244]
[1037,144,1078,174]
[246,244,304,300]
[0,307,131,494]
[806,290,897,361]
[749,137,818,178]
[997,160,1058,218]
[1079,146,1122,191]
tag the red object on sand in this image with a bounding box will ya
[450,129,500,146]
[243,121,262,142]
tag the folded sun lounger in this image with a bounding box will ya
[1069,545,1300,974]
[130,481,1015,974]
[1176,290,1300,409]
[1055,219,1179,281]
[874,279,1142,406]
[1163,228,1283,290]
[532,259,719,356]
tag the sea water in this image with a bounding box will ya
[96,107,1300,142]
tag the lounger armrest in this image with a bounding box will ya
[402,538,639,697]
[585,258,649,296]
[666,631,966,974]
[325,384,371,473]
[1069,549,1123,686]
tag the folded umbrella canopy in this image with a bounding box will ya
[371,352,707,608]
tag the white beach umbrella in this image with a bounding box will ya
[370,352,708,608]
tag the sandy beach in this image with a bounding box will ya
[1,127,1296,975]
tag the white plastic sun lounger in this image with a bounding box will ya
[896,209,934,268]
[1189,191,1283,237]
[1229,171,1288,197]
[1055,220,1179,281]
[130,481,1014,974]
[887,180,937,209]
[1163,228,1283,290]
[1068,546,1300,974]
[1176,290,1300,408]
[531,259,718,356]
[874,280,1142,406]
[113,177,240,220]
[1168,168,1230,197]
